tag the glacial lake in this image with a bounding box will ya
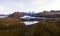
[22,21,39,25]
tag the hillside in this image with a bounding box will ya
[37,10,60,18]
[0,18,60,36]
[8,12,24,18]
[0,18,25,36]
[8,11,38,18]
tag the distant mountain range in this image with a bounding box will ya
[37,10,60,18]
[0,10,60,18]
[8,11,38,18]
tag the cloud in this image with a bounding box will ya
[0,0,60,14]
[0,6,11,14]
[40,0,60,11]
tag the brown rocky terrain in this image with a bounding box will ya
[8,11,24,18]
[37,10,60,18]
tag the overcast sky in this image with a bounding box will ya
[0,0,60,14]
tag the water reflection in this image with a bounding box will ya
[22,21,39,25]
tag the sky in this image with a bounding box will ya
[0,0,60,14]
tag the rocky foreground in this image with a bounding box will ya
[0,18,60,36]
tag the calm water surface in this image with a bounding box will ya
[22,21,39,25]
[0,16,8,18]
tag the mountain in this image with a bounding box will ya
[8,11,38,18]
[37,10,60,18]
[8,11,24,18]
[22,12,37,17]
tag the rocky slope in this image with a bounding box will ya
[8,11,24,18]
[37,10,60,18]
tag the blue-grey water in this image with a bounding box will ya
[20,15,40,25]
[0,16,8,18]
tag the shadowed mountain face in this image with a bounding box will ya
[8,11,38,18]
[8,12,25,18]
[37,10,60,18]
[8,10,60,18]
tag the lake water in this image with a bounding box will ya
[22,21,39,25]
[0,16,8,18]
